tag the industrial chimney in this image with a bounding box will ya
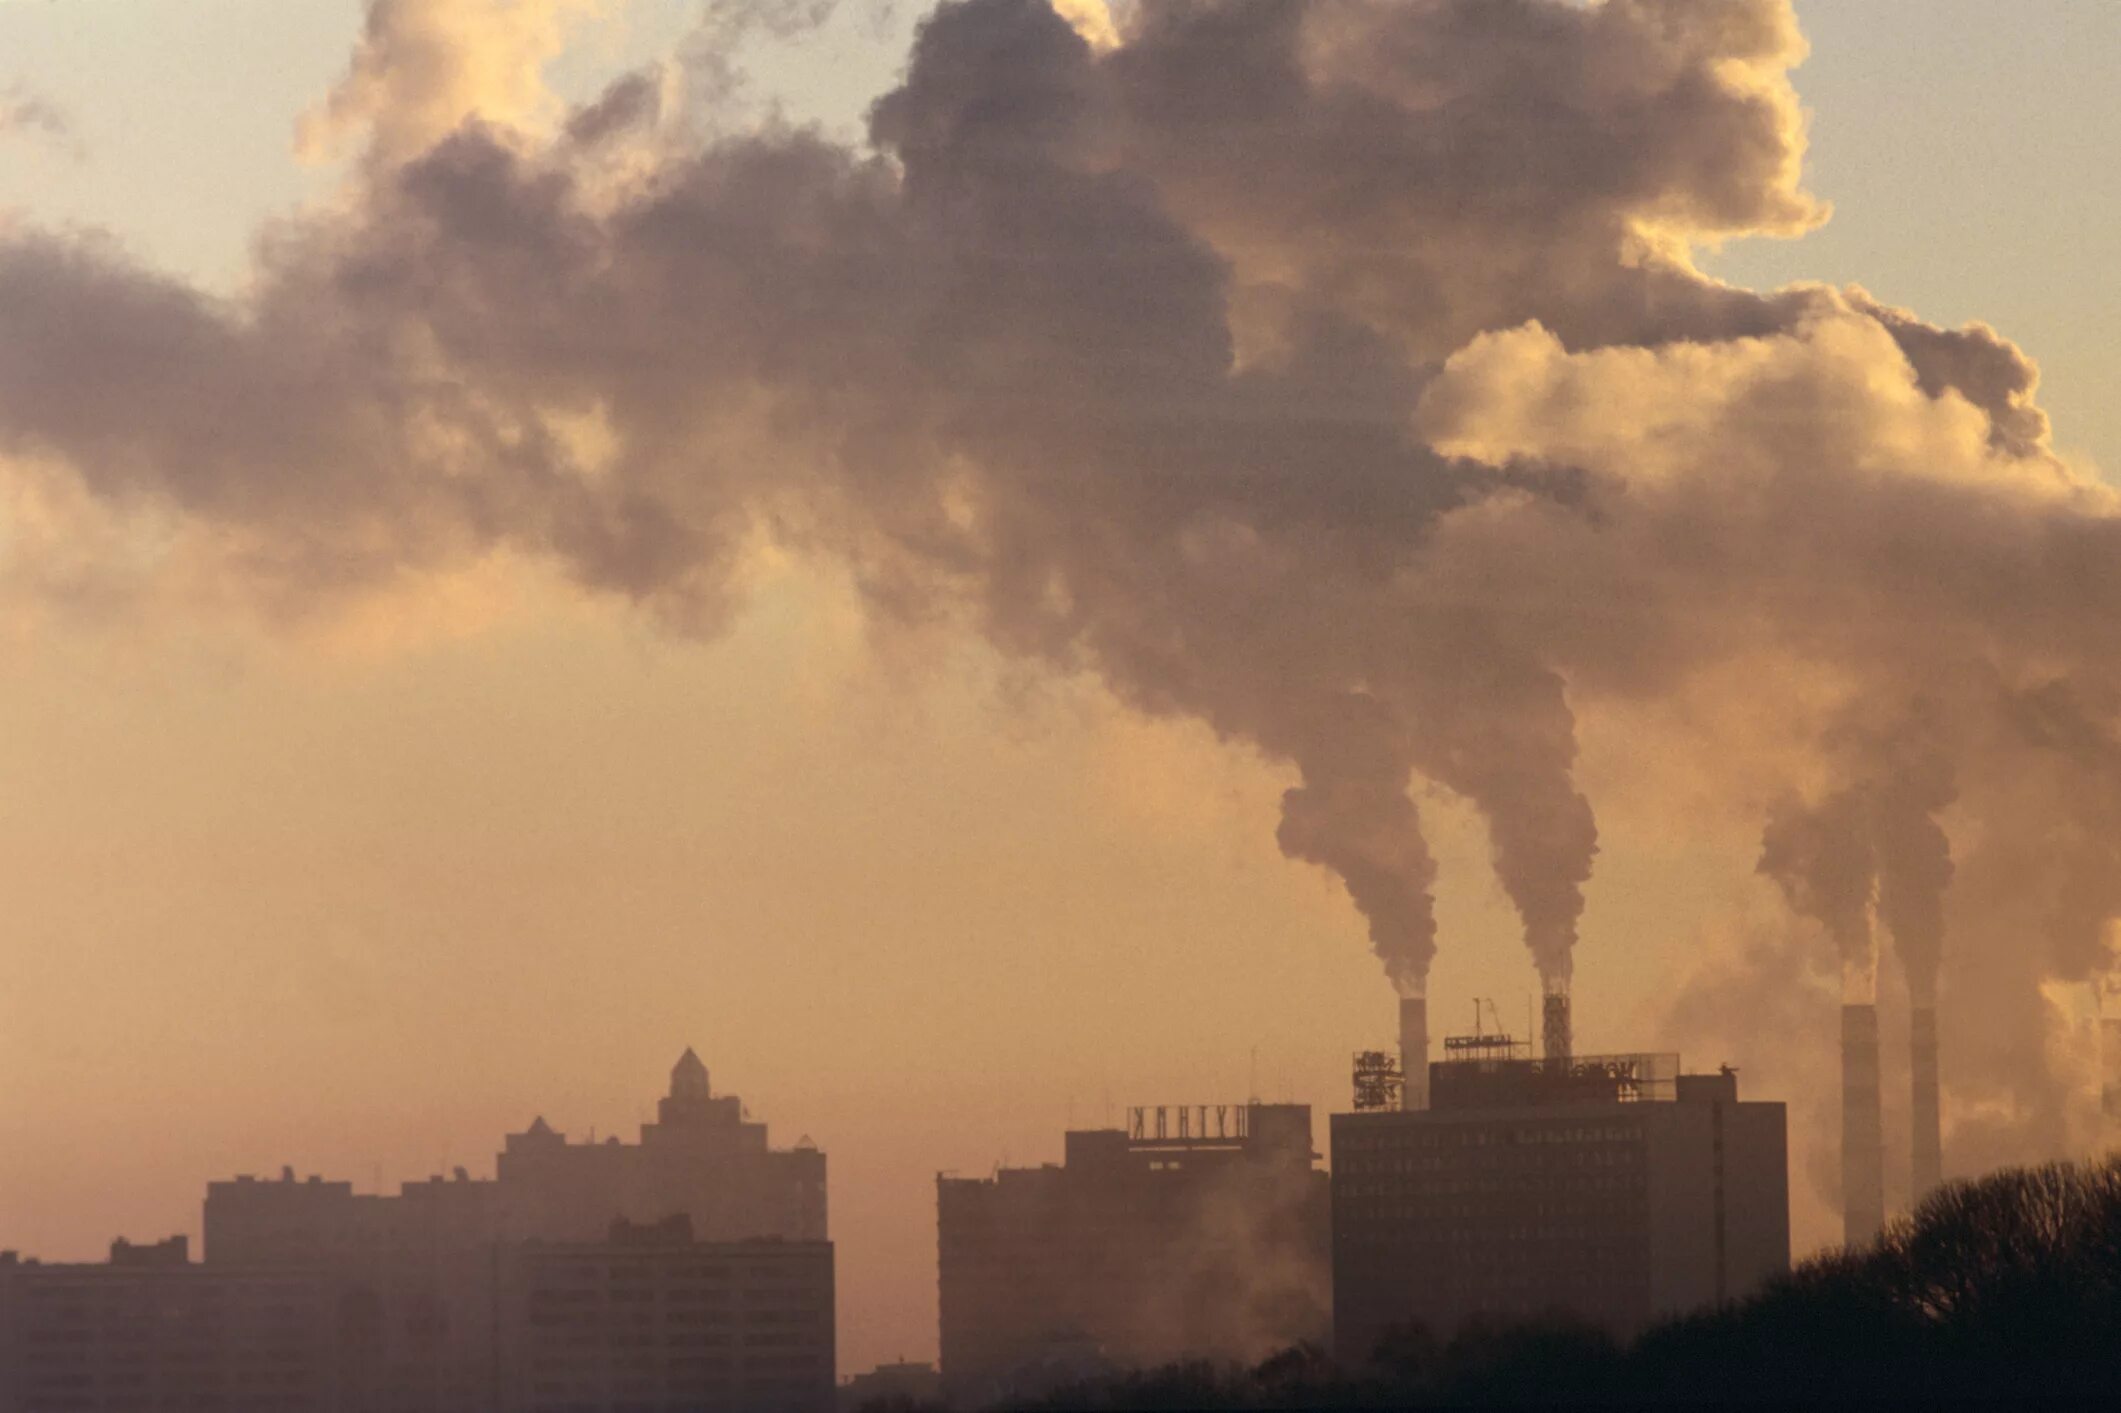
[2102,968,2121,1127]
[1842,1000,1884,1243]
[1909,1000,1941,1205]
[1542,984,1572,1065]
[2105,1017,2121,1127]
[1399,995,1429,1111]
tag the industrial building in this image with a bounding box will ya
[1,1051,832,1413]
[936,1102,1328,1404]
[1332,1017,1788,1363]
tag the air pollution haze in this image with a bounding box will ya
[4,0,2121,1377]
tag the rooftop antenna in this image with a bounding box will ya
[1482,998,1507,1037]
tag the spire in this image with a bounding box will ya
[671,1048,710,1101]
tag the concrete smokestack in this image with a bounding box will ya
[1842,1002,1884,1244]
[2104,1019,2121,1126]
[1910,1004,1941,1204]
[2102,963,2121,1128]
[1399,996,1429,1111]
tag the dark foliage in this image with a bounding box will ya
[989,1154,2121,1409]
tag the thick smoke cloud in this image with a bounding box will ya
[5,0,2121,1200]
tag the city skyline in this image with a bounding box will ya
[5,0,2121,1382]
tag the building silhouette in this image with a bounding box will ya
[0,1238,336,1412]
[835,1359,938,1411]
[498,1216,832,1413]
[935,1102,1328,1404]
[0,1052,832,1413]
[1331,1035,1788,1364]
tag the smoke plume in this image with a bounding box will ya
[0,89,73,149]
[1759,788,1877,1001]
[6,0,2121,1188]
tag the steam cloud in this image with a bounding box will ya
[6,0,2121,1199]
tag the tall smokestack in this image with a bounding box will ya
[1542,984,1572,1064]
[1842,1001,1884,1243]
[2104,1017,2121,1126]
[1910,1002,1941,1204]
[2102,967,2121,1127]
[1399,995,1428,1111]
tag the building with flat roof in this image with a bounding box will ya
[837,1359,939,1412]
[499,1217,833,1413]
[0,1239,335,1413]
[1331,1042,1788,1364]
[937,1102,1328,1404]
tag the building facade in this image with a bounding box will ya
[936,1102,1328,1404]
[0,1239,335,1413]
[499,1218,833,1413]
[1331,1056,1788,1363]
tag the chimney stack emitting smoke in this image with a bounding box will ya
[2103,1015,2121,1126]
[1842,1000,1885,1243]
[2101,963,2121,1126]
[1399,995,1429,1111]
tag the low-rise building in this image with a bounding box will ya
[936,1102,1328,1403]
[0,1238,335,1413]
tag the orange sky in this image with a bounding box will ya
[0,553,1850,1369]
[5,0,2120,1378]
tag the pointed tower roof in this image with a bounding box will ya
[526,1115,555,1137]
[671,1048,710,1100]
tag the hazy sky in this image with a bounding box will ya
[2,0,2118,1375]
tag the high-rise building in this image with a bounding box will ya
[1331,1040,1788,1365]
[936,1102,1328,1405]
[498,1217,833,1413]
